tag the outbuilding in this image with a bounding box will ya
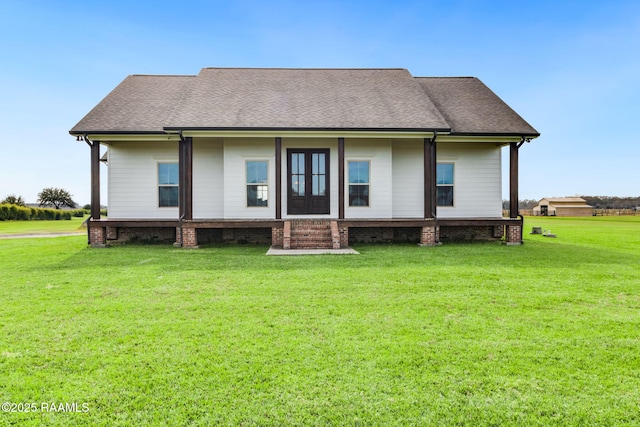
[533,197,593,217]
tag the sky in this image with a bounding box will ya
[1,0,639,205]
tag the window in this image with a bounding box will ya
[247,160,268,207]
[348,161,370,207]
[158,163,178,207]
[436,163,454,207]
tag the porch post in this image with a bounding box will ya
[90,140,101,219]
[424,137,436,219]
[338,137,345,219]
[509,142,518,218]
[275,137,282,219]
[179,137,193,220]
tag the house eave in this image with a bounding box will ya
[164,127,451,139]
[439,133,540,145]
[69,131,181,143]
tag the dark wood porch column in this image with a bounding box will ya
[338,137,345,219]
[90,140,101,219]
[179,137,193,220]
[424,137,436,219]
[275,137,282,219]
[509,142,519,218]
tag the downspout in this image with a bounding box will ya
[86,215,91,245]
[518,214,524,244]
[178,214,185,247]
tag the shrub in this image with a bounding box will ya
[0,203,80,221]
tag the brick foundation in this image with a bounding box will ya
[87,221,518,248]
[348,227,416,244]
[439,225,504,242]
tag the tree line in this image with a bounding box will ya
[2,188,77,209]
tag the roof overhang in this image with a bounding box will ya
[165,128,450,139]
[71,129,538,145]
[70,132,180,144]
[438,134,539,146]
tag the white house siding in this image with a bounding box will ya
[193,138,224,219]
[281,138,338,219]
[223,138,275,219]
[436,143,502,218]
[392,139,423,218]
[344,139,393,219]
[107,141,179,219]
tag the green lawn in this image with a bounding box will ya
[0,216,86,235]
[1,217,639,426]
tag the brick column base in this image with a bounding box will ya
[182,226,198,248]
[339,224,349,248]
[331,221,341,249]
[175,226,198,248]
[419,224,439,246]
[271,226,283,248]
[89,225,106,248]
[504,225,522,245]
[283,221,291,249]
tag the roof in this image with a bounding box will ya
[70,75,195,134]
[416,77,539,136]
[540,197,588,203]
[165,68,450,131]
[70,68,539,137]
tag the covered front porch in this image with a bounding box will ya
[84,134,526,248]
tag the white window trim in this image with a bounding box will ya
[436,162,455,208]
[157,161,179,208]
[347,159,372,208]
[245,159,270,208]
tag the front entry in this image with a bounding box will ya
[287,149,330,214]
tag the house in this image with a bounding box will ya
[533,197,593,217]
[70,68,539,248]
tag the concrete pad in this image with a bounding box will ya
[266,246,359,256]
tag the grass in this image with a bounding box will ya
[0,217,639,426]
[0,217,86,235]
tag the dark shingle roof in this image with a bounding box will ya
[70,68,539,137]
[415,77,539,136]
[164,68,450,130]
[70,75,195,134]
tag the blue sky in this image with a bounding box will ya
[1,0,639,205]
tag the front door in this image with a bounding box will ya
[287,149,330,214]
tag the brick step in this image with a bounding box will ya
[291,242,333,249]
[291,230,331,235]
[283,220,340,250]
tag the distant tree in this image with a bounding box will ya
[37,187,77,209]
[1,194,26,206]
[82,204,91,211]
[502,199,539,210]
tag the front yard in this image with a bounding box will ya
[1,217,639,426]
